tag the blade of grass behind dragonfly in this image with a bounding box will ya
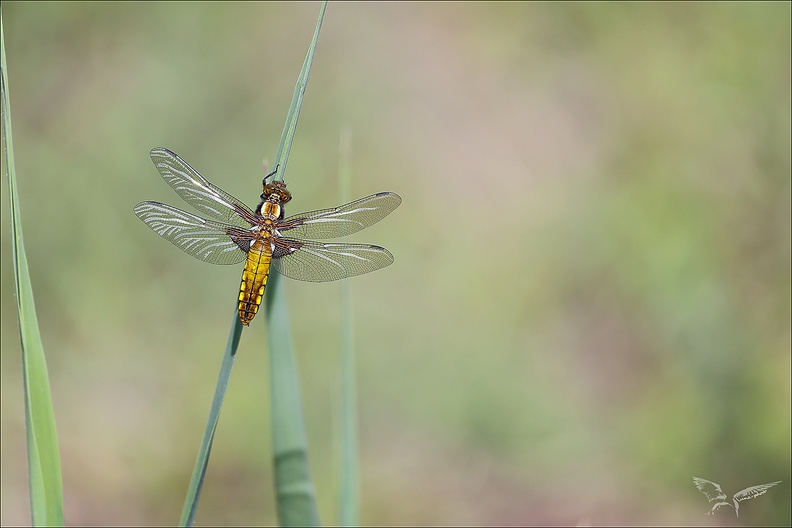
[265,1,327,526]
[1,10,65,527]
[335,128,359,527]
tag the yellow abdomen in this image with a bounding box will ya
[238,238,273,325]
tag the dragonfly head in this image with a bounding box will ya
[261,181,292,204]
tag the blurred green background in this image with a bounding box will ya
[2,2,790,526]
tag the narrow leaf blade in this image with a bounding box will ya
[2,9,65,527]
[266,273,321,526]
[179,314,242,527]
[336,128,359,527]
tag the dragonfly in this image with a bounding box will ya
[134,148,401,325]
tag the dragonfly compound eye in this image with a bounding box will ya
[262,182,292,203]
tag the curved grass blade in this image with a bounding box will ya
[265,2,327,525]
[179,313,242,527]
[1,10,65,527]
[335,128,359,527]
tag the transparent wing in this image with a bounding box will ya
[277,192,401,239]
[733,481,782,502]
[134,201,249,265]
[150,147,255,228]
[272,238,394,282]
[693,478,726,502]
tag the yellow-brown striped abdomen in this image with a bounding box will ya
[238,238,273,325]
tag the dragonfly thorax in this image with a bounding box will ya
[257,200,283,220]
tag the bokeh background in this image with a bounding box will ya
[1,2,790,526]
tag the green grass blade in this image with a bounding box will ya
[336,128,359,527]
[266,274,320,526]
[265,4,327,525]
[179,311,243,527]
[270,0,327,182]
[1,9,65,527]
